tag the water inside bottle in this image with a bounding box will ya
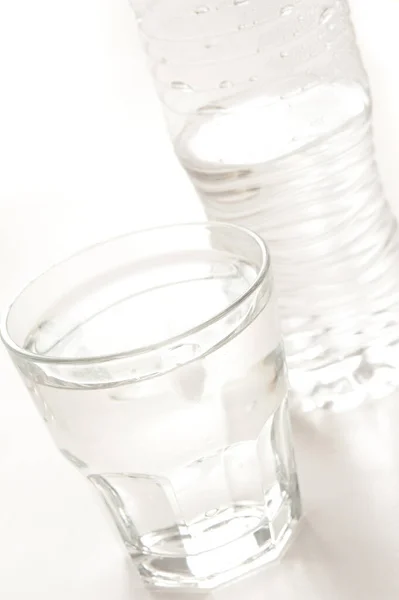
[175,81,399,409]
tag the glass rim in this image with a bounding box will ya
[0,222,270,366]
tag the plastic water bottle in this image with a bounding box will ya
[131,0,399,410]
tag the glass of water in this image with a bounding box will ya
[1,223,301,590]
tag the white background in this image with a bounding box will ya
[1,1,399,598]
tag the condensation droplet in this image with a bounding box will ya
[328,22,336,31]
[219,80,233,89]
[249,76,258,82]
[234,0,249,5]
[238,21,256,30]
[297,14,304,21]
[280,51,289,58]
[171,81,193,91]
[280,4,294,17]
[194,5,209,14]
[319,6,334,25]
[198,104,225,115]
[205,508,220,518]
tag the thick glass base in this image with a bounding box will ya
[132,495,300,590]
[86,393,301,591]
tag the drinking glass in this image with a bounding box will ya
[1,223,301,590]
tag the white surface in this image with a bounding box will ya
[1,0,399,598]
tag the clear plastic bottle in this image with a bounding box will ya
[130,0,399,410]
